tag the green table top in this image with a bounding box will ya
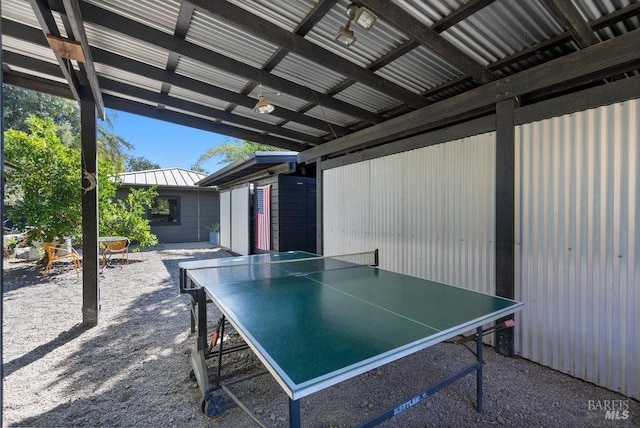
[186,255,523,400]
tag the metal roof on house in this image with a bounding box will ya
[1,0,639,161]
[197,152,298,188]
[118,167,210,188]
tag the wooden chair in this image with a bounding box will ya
[42,242,81,278]
[102,238,130,267]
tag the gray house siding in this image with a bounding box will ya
[252,175,316,253]
[116,187,219,243]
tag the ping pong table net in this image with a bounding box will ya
[185,250,378,288]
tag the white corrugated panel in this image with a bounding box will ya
[227,0,318,32]
[94,63,162,92]
[169,86,230,111]
[220,190,231,249]
[174,57,249,93]
[271,52,347,93]
[231,185,250,255]
[85,0,180,34]
[186,10,278,69]
[377,45,462,93]
[3,0,37,28]
[85,23,170,69]
[323,132,496,295]
[334,81,399,113]
[516,99,639,400]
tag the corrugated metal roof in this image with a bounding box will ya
[186,10,279,69]
[197,152,298,187]
[2,0,638,155]
[118,168,209,188]
[83,0,181,34]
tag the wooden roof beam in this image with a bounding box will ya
[359,0,497,84]
[60,0,106,119]
[187,0,429,109]
[541,0,600,49]
[27,0,82,102]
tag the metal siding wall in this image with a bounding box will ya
[323,133,496,294]
[516,99,639,399]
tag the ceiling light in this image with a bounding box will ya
[253,94,274,114]
[334,24,356,46]
[353,6,377,30]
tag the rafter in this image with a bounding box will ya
[28,0,82,101]
[541,0,600,48]
[103,95,310,152]
[61,0,106,119]
[98,78,325,146]
[187,0,429,109]
[359,0,497,84]
[299,29,640,162]
[1,19,349,138]
[50,1,384,125]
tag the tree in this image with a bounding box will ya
[97,161,159,247]
[3,84,80,147]
[192,139,287,172]
[4,116,82,243]
[2,85,133,172]
[126,155,161,171]
[4,115,159,250]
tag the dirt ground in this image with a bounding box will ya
[2,243,639,427]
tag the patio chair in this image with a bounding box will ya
[102,238,130,267]
[42,242,81,278]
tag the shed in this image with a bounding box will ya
[117,168,219,244]
[198,152,316,255]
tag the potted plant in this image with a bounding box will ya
[207,222,220,246]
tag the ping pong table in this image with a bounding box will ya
[180,251,523,427]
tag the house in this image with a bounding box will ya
[117,168,219,244]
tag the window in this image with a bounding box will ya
[148,196,180,225]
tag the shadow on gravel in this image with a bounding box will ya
[3,323,89,377]
[12,248,233,427]
[2,261,50,292]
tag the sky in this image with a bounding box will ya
[107,109,228,173]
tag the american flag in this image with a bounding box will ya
[256,185,271,250]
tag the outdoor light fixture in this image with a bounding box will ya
[352,5,377,30]
[253,94,274,114]
[334,23,356,46]
[334,3,377,47]
[253,86,275,114]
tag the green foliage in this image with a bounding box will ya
[3,84,80,147]
[4,116,82,243]
[206,222,220,232]
[97,161,159,248]
[4,114,158,249]
[192,139,287,172]
[126,155,161,171]
[3,85,133,172]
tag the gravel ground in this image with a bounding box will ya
[2,243,639,427]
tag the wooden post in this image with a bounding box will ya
[495,98,517,356]
[315,159,323,255]
[81,89,100,326]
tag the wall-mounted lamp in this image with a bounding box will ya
[334,3,377,46]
